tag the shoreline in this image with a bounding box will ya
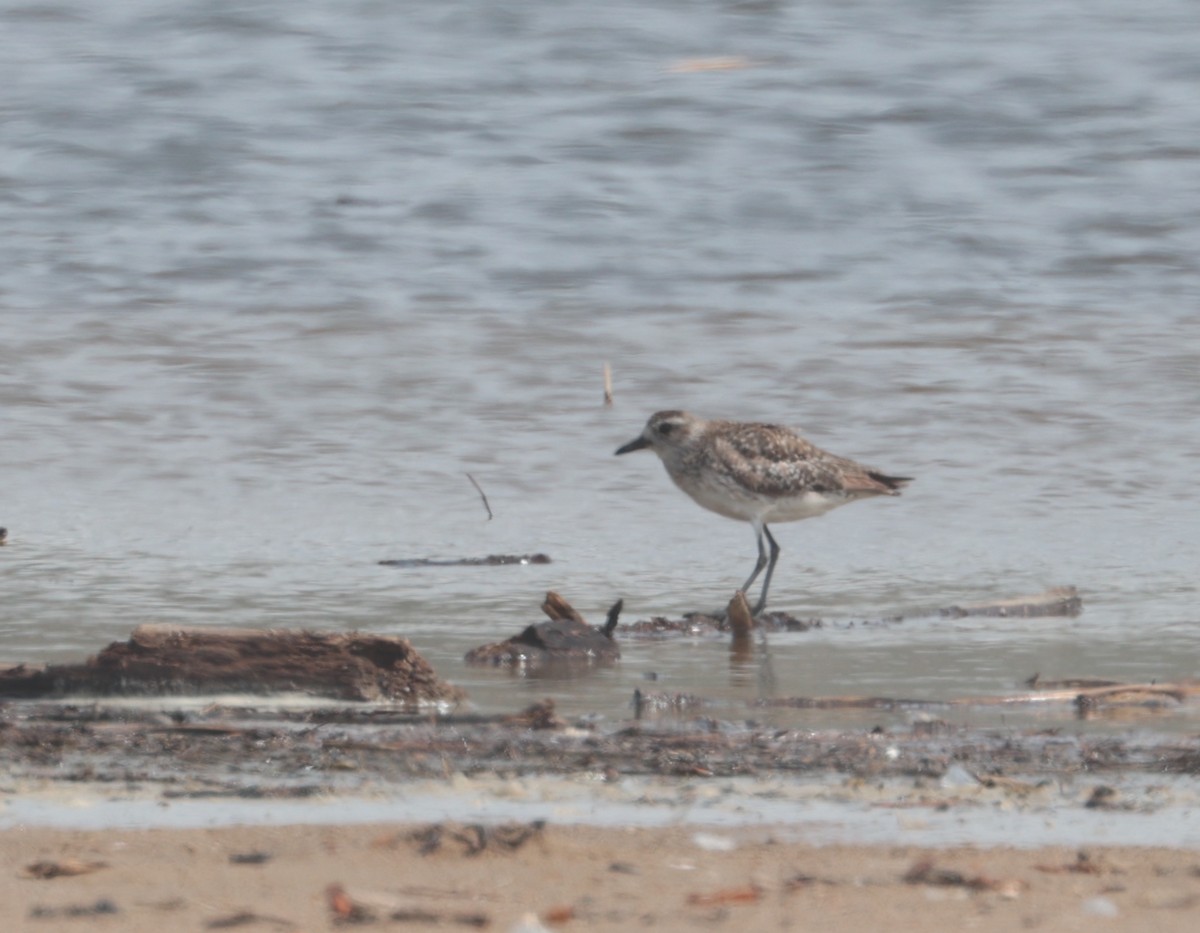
[5,767,1199,850]
[2,696,1199,844]
[4,695,1200,929]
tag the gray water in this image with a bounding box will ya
[3,0,1199,725]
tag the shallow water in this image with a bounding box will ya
[3,0,1199,727]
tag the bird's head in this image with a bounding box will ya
[615,410,699,457]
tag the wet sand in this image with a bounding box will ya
[7,821,1200,931]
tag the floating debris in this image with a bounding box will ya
[757,679,1200,716]
[379,553,551,568]
[465,592,621,669]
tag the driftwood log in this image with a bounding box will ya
[379,554,550,568]
[754,679,1200,715]
[464,592,621,668]
[624,679,1200,722]
[0,625,464,704]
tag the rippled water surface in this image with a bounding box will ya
[3,0,1198,723]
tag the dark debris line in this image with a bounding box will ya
[1,701,1197,796]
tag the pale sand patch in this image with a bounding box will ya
[5,822,1200,932]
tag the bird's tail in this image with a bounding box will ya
[868,471,913,493]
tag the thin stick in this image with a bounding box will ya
[602,599,623,639]
[602,362,613,406]
[465,473,493,521]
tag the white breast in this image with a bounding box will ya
[667,466,847,524]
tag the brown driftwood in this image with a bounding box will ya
[464,592,621,668]
[940,586,1082,618]
[542,590,586,625]
[1025,674,1121,689]
[0,625,464,704]
[758,679,1200,715]
[1071,683,1196,712]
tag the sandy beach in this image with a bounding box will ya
[4,682,1199,930]
[7,820,1200,932]
[2,687,1200,932]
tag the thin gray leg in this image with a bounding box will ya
[751,525,781,616]
[740,523,769,594]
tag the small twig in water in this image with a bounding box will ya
[465,473,493,521]
[602,362,613,406]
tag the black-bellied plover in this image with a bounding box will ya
[615,411,911,615]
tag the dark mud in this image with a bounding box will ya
[620,610,823,638]
[617,586,1081,640]
[2,697,1197,799]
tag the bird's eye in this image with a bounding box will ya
[657,422,675,436]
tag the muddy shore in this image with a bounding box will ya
[3,697,1198,793]
[4,696,1200,930]
[2,604,1197,931]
